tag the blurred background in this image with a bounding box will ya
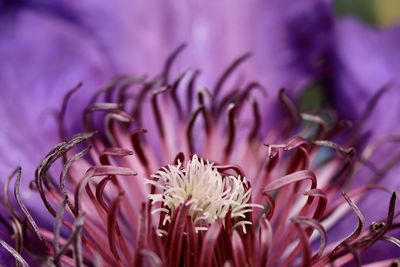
[336,0,400,26]
[298,0,400,112]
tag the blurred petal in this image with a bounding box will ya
[333,18,400,132]
[31,0,334,135]
[0,0,334,179]
[328,18,400,263]
[332,18,400,189]
[0,9,112,185]
[15,0,333,92]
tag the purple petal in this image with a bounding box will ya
[333,18,400,132]
[0,9,112,188]
[329,18,400,263]
[333,17,400,209]
[19,0,333,93]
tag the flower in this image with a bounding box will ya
[1,1,400,266]
[0,1,335,263]
[1,47,399,266]
[0,1,335,262]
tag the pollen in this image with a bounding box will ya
[146,155,261,232]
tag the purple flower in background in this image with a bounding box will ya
[322,17,400,264]
[0,0,400,266]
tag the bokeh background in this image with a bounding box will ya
[336,0,400,27]
[299,0,400,111]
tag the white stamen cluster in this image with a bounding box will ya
[146,155,262,233]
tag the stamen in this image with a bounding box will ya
[148,155,256,229]
[313,140,355,157]
[4,168,21,220]
[83,103,122,134]
[36,132,96,217]
[173,152,185,165]
[116,75,147,104]
[107,193,124,262]
[53,197,68,266]
[10,217,23,263]
[90,78,120,103]
[151,86,170,139]
[381,235,400,248]
[170,71,188,120]
[131,80,158,127]
[224,103,237,156]
[330,192,365,258]
[216,89,241,116]
[291,217,327,264]
[96,176,114,212]
[197,90,212,134]
[186,106,206,153]
[300,113,327,139]
[61,146,91,216]
[14,167,44,245]
[248,99,261,141]
[279,88,299,131]
[130,129,149,169]
[213,53,252,100]
[162,43,186,85]
[350,82,392,142]
[54,213,85,264]
[187,70,201,114]
[104,109,133,147]
[58,82,83,140]
[0,240,29,267]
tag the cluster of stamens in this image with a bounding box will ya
[1,44,398,267]
[146,155,262,233]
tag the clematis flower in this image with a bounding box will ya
[1,45,399,266]
[1,1,400,266]
[0,1,335,264]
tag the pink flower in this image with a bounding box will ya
[3,49,398,266]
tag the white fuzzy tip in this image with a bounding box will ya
[147,155,261,230]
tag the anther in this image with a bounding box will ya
[370,221,386,232]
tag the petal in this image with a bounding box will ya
[332,18,400,209]
[327,18,400,263]
[19,0,333,94]
[332,18,400,133]
[0,9,112,192]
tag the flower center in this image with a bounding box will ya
[147,155,260,233]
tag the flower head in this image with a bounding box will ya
[1,47,399,266]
